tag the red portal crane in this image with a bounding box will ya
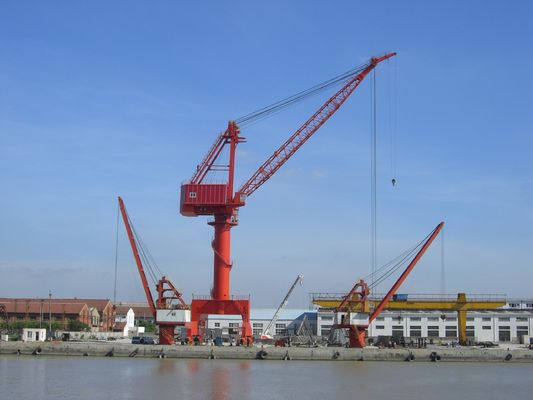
[118,196,190,345]
[180,53,396,340]
[334,222,444,347]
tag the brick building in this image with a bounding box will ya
[0,298,115,332]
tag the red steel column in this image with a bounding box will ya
[210,215,233,301]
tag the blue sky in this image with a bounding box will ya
[1,1,532,307]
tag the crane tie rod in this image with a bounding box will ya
[235,63,369,127]
[364,226,437,290]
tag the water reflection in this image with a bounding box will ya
[185,359,251,400]
[2,356,533,400]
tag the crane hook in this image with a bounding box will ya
[391,178,396,187]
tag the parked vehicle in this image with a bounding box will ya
[140,337,155,345]
[131,336,142,344]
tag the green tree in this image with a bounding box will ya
[138,320,157,333]
[67,319,90,332]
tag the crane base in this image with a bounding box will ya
[336,324,367,348]
[188,298,252,343]
[159,324,178,345]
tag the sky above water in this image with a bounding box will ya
[1,1,532,307]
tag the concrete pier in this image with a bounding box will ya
[1,341,533,362]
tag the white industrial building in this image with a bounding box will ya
[199,300,533,344]
[205,309,316,338]
[316,299,533,344]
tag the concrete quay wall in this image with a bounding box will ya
[1,342,533,362]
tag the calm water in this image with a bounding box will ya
[1,356,532,400]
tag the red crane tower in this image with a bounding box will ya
[180,52,396,341]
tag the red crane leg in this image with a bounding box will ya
[209,215,234,301]
[188,298,252,342]
[348,326,367,348]
[159,325,176,345]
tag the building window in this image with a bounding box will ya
[516,317,528,322]
[499,326,511,342]
[275,323,287,335]
[27,331,33,338]
[482,317,491,322]
[466,317,474,321]
[499,317,510,322]
[446,317,457,322]
[517,326,529,341]
[375,317,385,321]
[526,303,533,308]
[428,317,439,322]
[482,326,491,330]
[466,326,475,337]
[445,327,457,338]
[252,323,263,328]
[214,322,220,328]
[375,325,385,330]
[409,326,422,337]
[252,329,262,336]
[427,326,439,337]
[321,316,333,321]
[509,303,519,308]
[410,317,421,321]
[228,322,240,335]
[392,325,403,338]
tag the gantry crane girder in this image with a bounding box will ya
[313,293,507,345]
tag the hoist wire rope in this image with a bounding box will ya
[137,232,164,279]
[370,69,377,291]
[125,211,164,279]
[128,214,161,287]
[362,239,423,283]
[235,62,369,127]
[113,201,120,306]
[440,225,445,295]
[370,241,424,290]
[365,227,437,291]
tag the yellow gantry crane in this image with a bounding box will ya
[312,293,507,345]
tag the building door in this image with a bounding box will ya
[498,326,511,342]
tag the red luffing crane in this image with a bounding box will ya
[180,52,397,341]
[333,222,444,347]
[118,196,190,345]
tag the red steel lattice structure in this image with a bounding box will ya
[180,53,396,341]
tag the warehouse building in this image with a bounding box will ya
[316,299,533,344]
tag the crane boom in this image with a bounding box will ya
[118,196,157,316]
[369,222,444,322]
[180,53,396,343]
[262,275,303,339]
[237,52,396,198]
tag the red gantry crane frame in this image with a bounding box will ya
[180,53,396,341]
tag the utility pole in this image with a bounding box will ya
[48,290,52,340]
[40,299,43,329]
